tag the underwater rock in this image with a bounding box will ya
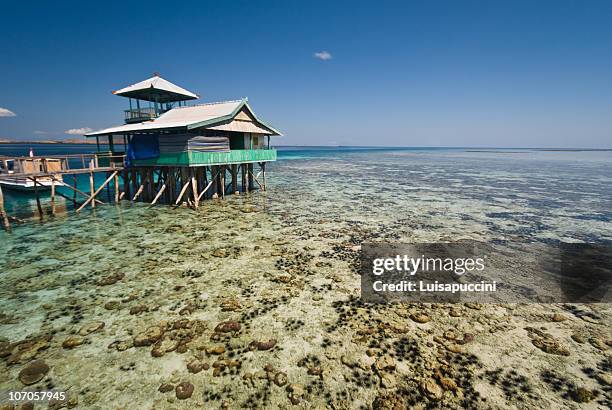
[532,337,570,356]
[214,321,241,333]
[62,336,85,349]
[456,333,475,345]
[158,383,174,393]
[187,360,203,374]
[133,326,164,347]
[551,313,568,322]
[410,313,431,324]
[250,339,277,351]
[220,298,242,312]
[439,377,458,391]
[274,372,288,387]
[5,336,51,364]
[103,301,121,310]
[151,337,179,357]
[307,366,322,376]
[212,249,229,258]
[372,392,406,409]
[108,339,133,351]
[129,305,148,315]
[78,321,105,336]
[206,345,226,355]
[18,359,49,385]
[571,387,595,403]
[422,378,443,401]
[175,381,194,400]
[97,272,125,286]
[589,338,608,351]
[374,356,396,372]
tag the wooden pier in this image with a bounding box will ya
[0,74,281,232]
[0,152,269,231]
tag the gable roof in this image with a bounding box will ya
[85,99,282,137]
[113,75,199,102]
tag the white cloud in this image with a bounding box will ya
[65,127,93,135]
[34,130,48,135]
[314,51,332,61]
[0,107,16,117]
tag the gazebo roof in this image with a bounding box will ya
[112,75,199,103]
[85,99,283,137]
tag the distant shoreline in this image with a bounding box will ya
[0,140,610,151]
[0,139,97,145]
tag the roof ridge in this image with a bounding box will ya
[172,99,245,109]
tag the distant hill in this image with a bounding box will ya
[0,138,97,144]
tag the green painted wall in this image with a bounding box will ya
[133,149,276,167]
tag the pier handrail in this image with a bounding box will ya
[0,153,125,177]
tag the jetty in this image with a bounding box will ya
[0,74,281,231]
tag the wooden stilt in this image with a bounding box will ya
[211,166,218,198]
[123,169,130,200]
[247,163,254,190]
[261,162,266,191]
[50,178,56,215]
[114,172,119,203]
[175,176,192,205]
[220,166,225,199]
[131,169,137,201]
[231,164,238,194]
[72,175,78,207]
[191,168,199,209]
[33,177,43,218]
[150,182,167,206]
[106,172,112,202]
[0,184,11,232]
[77,171,118,212]
[50,176,103,205]
[203,167,209,199]
[241,164,248,193]
[89,160,95,209]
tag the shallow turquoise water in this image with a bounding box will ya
[0,144,611,408]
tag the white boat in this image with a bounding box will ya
[0,158,63,191]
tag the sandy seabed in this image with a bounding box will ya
[1,150,611,409]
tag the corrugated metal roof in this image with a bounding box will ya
[208,119,275,134]
[85,99,282,136]
[113,75,199,100]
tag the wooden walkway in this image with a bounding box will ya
[0,153,125,231]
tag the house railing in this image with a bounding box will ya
[132,149,277,167]
[124,107,158,123]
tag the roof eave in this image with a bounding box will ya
[186,99,283,136]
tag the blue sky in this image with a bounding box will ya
[0,0,611,147]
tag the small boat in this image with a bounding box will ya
[0,158,63,191]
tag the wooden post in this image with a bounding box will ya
[191,170,199,209]
[231,164,238,194]
[33,177,43,218]
[211,166,218,198]
[77,171,118,212]
[241,164,247,193]
[123,169,131,200]
[50,178,56,215]
[202,167,209,199]
[0,185,11,232]
[52,176,103,205]
[262,162,266,191]
[220,166,225,199]
[114,172,119,203]
[89,160,95,209]
[247,163,254,190]
[72,175,78,207]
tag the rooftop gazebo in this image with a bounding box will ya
[85,74,281,206]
